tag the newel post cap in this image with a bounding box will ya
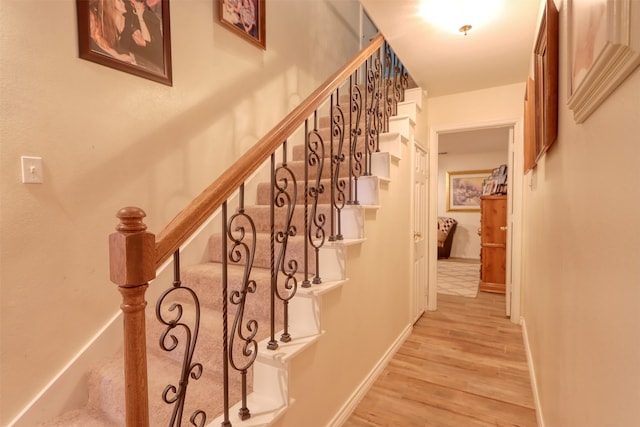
[109,207,156,286]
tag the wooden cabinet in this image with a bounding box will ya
[479,195,507,294]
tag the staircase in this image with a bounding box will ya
[32,36,424,427]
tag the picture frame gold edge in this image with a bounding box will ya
[445,169,493,213]
[218,0,267,50]
[75,0,173,86]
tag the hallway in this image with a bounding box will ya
[343,292,537,427]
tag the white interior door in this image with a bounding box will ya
[412,142,428,323]
[506,128,514,316]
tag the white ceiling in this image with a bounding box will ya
[360,0,542,153]
[360,0,542,98]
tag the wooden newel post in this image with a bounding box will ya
[109,207,156,427]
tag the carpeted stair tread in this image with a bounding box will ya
[37,408,119,427]
[180,263,296,324]
[84,349,236,426]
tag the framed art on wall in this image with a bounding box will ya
[523,77,537,171]
[76,0,172,86]
[567,0,640,123]
[445,170,492,212]
[219,0,266,49]
[534,0,559,161]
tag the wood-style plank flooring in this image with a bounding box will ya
[343,292,537,427]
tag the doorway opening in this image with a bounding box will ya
[427,119,524,323]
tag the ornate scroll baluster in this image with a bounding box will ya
[366,51,382,175]
[383,44,394,133]
[329,91,346,241]
[348,73,363,205]
[156,251,206,427]
[306,114,326,284]
[268,142,298,348]
[389,43,404,113]
[226,185,258,421]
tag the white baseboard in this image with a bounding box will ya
[521,316,545,427]
[327,323,413,427]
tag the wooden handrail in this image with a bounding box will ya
[154,34,384,268]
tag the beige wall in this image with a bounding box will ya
[0,1,360,423]
[427,83,525,128]
[521,1,640,425]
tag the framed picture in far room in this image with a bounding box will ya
[76,0,173,86]
[219,0,266,49]
[446,170,492,212]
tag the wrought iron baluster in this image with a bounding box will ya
[227,184,258,421]
[383,43,393,134]
[390,44,403,114]
[221,202,231,427]
[366,52,382,175]
[349,72,363,205]
[302,120,311,289]
[375,47,384,152]
[329,91,346,241]
[268,142,298,347]
[156,251,206,427]
[307,112,326,284]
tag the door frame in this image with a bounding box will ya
[427,118,524,324]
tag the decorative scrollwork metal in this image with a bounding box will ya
[366,53,382,173]
[226,193,258,420]
[349,76,363,205]
[330,94,346,241]
[269,147,298,347]
[156,251,207,427]
[307,126,326,284]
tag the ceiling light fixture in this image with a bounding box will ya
[459,24,472,35]
[419,0,503,35]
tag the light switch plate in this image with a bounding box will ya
[21,156,43,184]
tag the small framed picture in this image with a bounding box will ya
[219,0,266,49]
[76,0,173,85]
[446,170,492,212]
[482,180,494,196]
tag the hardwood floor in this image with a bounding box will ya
[343,292,537,427]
